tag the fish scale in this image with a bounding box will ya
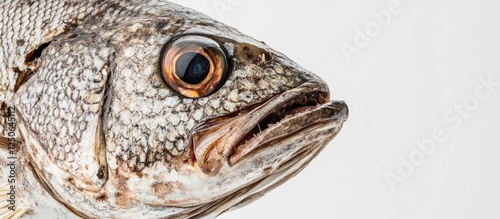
[0,1,347,218]
[0,0,108,137]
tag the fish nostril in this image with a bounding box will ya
[235,44,272,64]
[243,46,255,60]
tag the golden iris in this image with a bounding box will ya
[161,35,229,98]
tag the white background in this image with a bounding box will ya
[169,0,500,218]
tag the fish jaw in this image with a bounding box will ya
[191,93,348,218]
[191,82,349,174]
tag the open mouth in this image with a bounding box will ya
[232,90,329,153]
[190,83,348,174]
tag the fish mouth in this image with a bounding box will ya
[190,82,348,174]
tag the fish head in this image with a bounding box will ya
[13,2,348,217]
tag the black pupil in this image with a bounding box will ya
[175,52,210,84]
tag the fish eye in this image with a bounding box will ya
[161,35,230,98]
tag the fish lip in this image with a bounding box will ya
[228,99,348,165]
[190,82,348,174]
